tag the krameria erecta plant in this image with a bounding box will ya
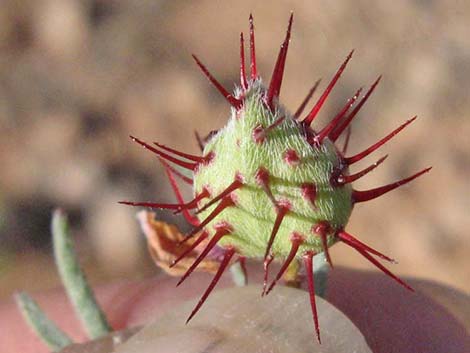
[122,13,430,343]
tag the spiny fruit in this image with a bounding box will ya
[121,13,430,343]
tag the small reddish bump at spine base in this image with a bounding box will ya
[301,183,317,209]
[284,149,300,166]
[252,124,266,143]
[312,222,333,267]
[203,151,216,165]
[255,167,270,184]
[263,200,291,263]
[253,116,286,144]
[255,167,277,206]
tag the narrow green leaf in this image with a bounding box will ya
[15,292,73,351]
[52,209,111,339]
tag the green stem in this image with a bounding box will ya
[52,209,111,339]
[313,253,329,298]
[229,262,247,287]
[15,292,73,351]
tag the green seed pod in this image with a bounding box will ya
[122,13,430,343]
[194,79,354,260]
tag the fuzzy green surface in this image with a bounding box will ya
[194,82,353,259]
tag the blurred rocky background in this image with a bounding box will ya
[0,0,469,298]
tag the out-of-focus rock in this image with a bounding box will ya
[114,286,371,353]
[59,327,140,353]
